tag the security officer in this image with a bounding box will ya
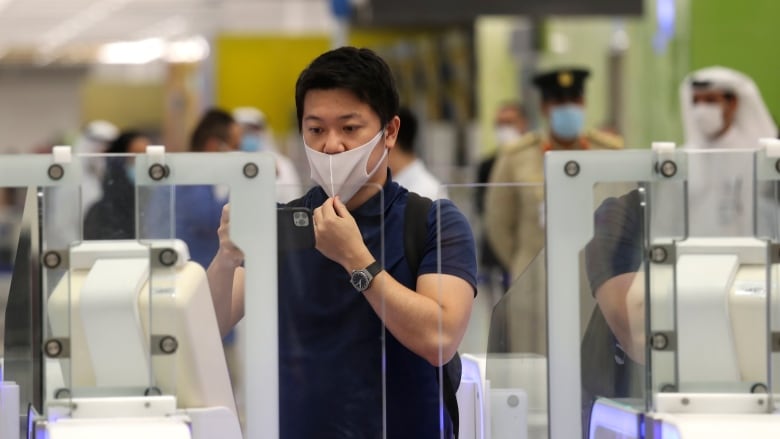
[484,67,623,354]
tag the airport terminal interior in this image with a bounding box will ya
[2,0,780,438]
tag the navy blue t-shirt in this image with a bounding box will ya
[277,176,477,439]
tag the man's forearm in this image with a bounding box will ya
[207,251,240,337]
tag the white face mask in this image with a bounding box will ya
[495,125,523,146]
[304,130,387,203]
[691,103,724,140]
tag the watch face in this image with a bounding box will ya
[351,271,371,291]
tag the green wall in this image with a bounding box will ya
[690,0,780,121]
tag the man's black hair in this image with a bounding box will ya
[295,47,400,131]
[190,108,235,152]
[396,106,418,154]
[106,131,144,154]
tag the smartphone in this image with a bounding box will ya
[277,207,315,252]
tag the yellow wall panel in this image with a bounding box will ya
[215,35,330,142]
[215,30,436,142]
[81,82,165,133]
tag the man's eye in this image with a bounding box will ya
[344,126,357,132]
[308,127,322,134]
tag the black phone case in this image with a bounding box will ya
[277,207,315,252]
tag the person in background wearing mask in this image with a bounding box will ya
[475,101,527,294]
[387,106,447,200]
[83,131,150,239]
[233,106,302,202]
[207,47,477,438]
[680,66,778,236]
[483,68,623,354]
[477,101,528,205]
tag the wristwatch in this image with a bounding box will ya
[350,261,383,292]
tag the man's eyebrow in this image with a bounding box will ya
[302,113,364,122]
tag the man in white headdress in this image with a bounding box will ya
[679,66,778,236]
[233,106,302,202]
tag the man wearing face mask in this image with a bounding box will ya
[483,68,623,354]
[207,47,477,438]
[233,106,302,202]
[680,66,777,236]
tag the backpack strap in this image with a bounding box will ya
[403,191,461,438]
[404,191,433,277]
[285,196,306,208]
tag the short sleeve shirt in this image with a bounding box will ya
[277,174,476,438]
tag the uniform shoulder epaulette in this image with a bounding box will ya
[505,131,541,154]
[587,129,624,150]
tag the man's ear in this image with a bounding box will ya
[383,115,401,150]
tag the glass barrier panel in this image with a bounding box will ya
[755,148,780,401]
[131,151,273,438]
[275,181,393,437]
[581,182,649,438]
[2,187,37,419]
[0,153,86,431]
[41,155,163,416]
[545,149,656,439]
[445,182,549,439]
[656,149,770,396]
[41,179,80,416]
[645,174,684,400]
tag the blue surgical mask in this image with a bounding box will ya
[550,104,585,140]
[240,134,262,152]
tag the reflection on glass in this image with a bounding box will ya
[581,183,647,438]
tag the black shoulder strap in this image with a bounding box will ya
[285,196,306,208]
[403,191,461,438]
[404,191,433,277]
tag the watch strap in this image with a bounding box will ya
[365,260,382,278]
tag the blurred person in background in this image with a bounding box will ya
[486,68,623,282]
[144,108,240,267]
[77,120,120,212]
[387,106,447,200]
[682,66,776,150]
[47,119,119,247]
[680,66,778,236]
[475,101,528,294]
[484,68,623,354]
[83,131,150,239]
[233,106,302,202]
